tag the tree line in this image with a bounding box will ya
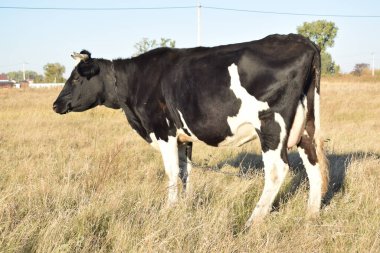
[4,63,66,83]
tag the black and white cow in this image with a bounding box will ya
[53,34,329,227]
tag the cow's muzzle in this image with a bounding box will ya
[53,101,72,114]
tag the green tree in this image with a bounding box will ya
[43,63,66,83]
[297,20,340,75]
[321,51,340,75]
[7,71,24,82]
[297,20,338,52]
[133,37,176,56]
[33,74,44,83]
[7,70,42,82]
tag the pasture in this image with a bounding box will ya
[0,81,380,252]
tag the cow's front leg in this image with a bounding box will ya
[178,142,193,194]
[158,136,180,206]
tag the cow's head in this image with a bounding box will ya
[53,50,104,114]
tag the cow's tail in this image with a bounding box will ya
[310,50,329,197]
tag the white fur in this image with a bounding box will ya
[157,136,180,205]
[219,64,269,147]
[298,147,322,213]
[149,133,160,150]
[246,113,289,226]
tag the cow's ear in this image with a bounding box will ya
[77,60,100,80]
[71,50,91,64]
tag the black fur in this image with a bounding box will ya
[80,49,92,59]
[77,60,100,80]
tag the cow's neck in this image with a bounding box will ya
[109,59,135,108]
[100,60,121,110]
[110,59,152,142]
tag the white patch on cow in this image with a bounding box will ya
[157,136,180,206]
[304,97,308,116]
[219,64,269,147]
[166,118,170,127]
[287,100,306,148]
[177,110,198,141]
[246,113,289,227]
[274,113,287,145]
[149,133,160,150]
[298,147,322,214]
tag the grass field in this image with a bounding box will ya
[1,81,380,252]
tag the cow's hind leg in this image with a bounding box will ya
[298,136,320,214]
[178,142,193,194]
[297,134,329,215]
[298,76,329,215]
[246,112,289,227]
[158,136,180,206]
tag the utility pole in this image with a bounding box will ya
[22,62,29,81]
[372,53,375,77]
[197,1,201,46]
[23,62,25,81]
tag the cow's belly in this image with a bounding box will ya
[218,122,258,147]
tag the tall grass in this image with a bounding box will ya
[0,82,379,252]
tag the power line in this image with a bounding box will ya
[203,6,380,18]
[0,6,196,11]
[0,5,380,18]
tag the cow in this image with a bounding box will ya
[53,34,329,228]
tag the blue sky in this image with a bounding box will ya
[1,0,380,77]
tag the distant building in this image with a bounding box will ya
[0,73,8,80]
[0,80,16,88]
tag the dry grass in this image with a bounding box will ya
[323,70,380,83]
[1,82,380,252]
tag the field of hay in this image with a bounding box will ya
[1,81,380,252]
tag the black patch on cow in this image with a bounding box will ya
[161,56,243,146]
[121,102,152,143]
[80,49,92,59]
[182,128,191,137]
[77,60,100,80]
[256,109,281,152]
[297,135,317,165]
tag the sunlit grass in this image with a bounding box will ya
[0,82,379,252]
